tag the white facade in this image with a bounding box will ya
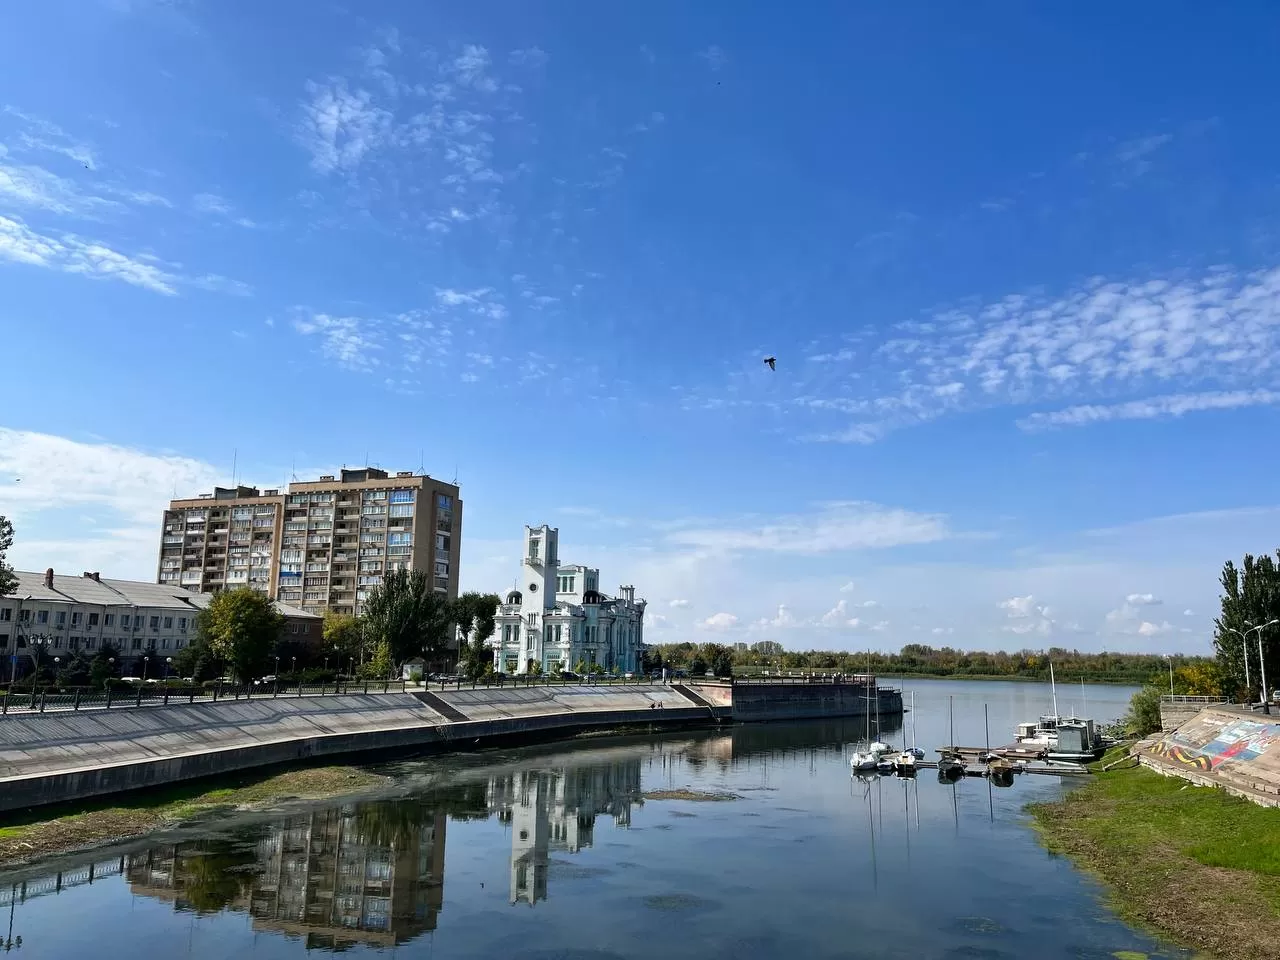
[490,525,646,675]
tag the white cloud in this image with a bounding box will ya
[299,79,392,174]
[699,45,727,71]
[435,287,506,318]
[999,594,1054,636]
[192,192,231,216]
[753,604,797,631]
[508,47,547,68]
[858,599,879,609]
[0,427,224,578]
[0,161,119,215]
[931,627,955,636]
[819,599,849,626]
[1020,390,1280,431]
[1125,593,1162,606]
[4,106,98,169]
[0,215,192,295]
[838,581,855,593]
[1183,608,1195,617]
[787,265,1280,442]
[697,612,739,631]
[292,313,380,370]
[1137,620,1175,637]
[665,501,950,555]
[452,45,499,93]
[669,599,690,609]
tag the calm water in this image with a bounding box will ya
[1,679,1187,960]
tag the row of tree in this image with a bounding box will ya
[646,641,1216,685]
[175,573,503,683]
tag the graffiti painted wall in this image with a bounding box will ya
[1148,710,1280,773]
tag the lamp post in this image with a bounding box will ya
[1227,627,1252,694]
[1166,655,1175,696]
[1253,619,1280,715]
[165,656,173,680]
[142,656,150,681]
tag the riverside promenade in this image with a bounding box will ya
[0,677,901,813]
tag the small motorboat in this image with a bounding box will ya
[988,758,1016,788]
[937,756,966,782]
[876,756,897,774]
[850,751,879,773]
[868,741,894,756]
[893,751,918,776]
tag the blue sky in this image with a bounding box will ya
[3,2,1280,654]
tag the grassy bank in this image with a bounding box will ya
[1029,749,1280,960]
[0,764,390,870]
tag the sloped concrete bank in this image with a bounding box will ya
[0,685,719,814]
[1137,704,1280,807]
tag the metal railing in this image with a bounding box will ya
[0,679,408,715]
[1160,695,1229,704]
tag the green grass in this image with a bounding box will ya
[1029,755,1280,960]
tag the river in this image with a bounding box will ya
[0,678,1187,959]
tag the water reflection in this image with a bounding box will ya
[0,691,1181,960]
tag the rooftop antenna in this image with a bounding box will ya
[453,462,458,485]
[232,448,237,486]
[419,449,425,475]
[291,459,298,482]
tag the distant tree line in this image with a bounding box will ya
[647,640,1214,686]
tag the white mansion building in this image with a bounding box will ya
[491,525,647,675]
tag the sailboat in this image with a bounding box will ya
[1013,662,1107,762]
[851,658,883,773]
[893,691,923,775]
[937,694,966,782]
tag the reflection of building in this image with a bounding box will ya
[486,760,642,905]
[125,805,446,949]
[491,524,647,675]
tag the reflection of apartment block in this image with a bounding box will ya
[125,807,446,949]
[487,760,642,906]
[158,468,462,617]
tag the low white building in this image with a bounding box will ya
[490,525,646,675]
[0,567,320,677]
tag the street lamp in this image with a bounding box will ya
[1227,626,1252,694]
[1165,654,1175,696]
[165,657,173,680]
[142,656,150,681]
[1252,619,1280,714]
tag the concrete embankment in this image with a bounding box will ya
[1138,704,1280,806]
[731,682,902,722]
[0,685,715,814]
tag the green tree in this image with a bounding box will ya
[195,588,284,683]
[688,655,708,676]
[90,642,121,688]
[358,640,395,680]
[363,570,456,669]
[528,659,542,676]
[1213,551,1280,701]
[700,643,734,678]
[1123,685,1165,738]
[0,515,17,597]
[173,635,222,683]
[322,611,364,665]
[56,650,93,687]
[454,592,501,680]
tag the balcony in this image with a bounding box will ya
[525,555,542,566]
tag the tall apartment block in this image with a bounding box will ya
[157,468,462,617]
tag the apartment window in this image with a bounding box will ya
[104,614,115,627]
[69,636,80,650]
[131,638,141,650]
[19,609,30,623]
[37,610,49,624]
[55,611,66,626]
[88,612,99,627]
[390,489,414,503]
[176,638,186,649]
[389,504,413,518]
[179,617,187,632]
[528,539,540,559]
[120,614,130,628]
[53,637,64,649]
[0,634,7,648]
[437,494,453,510]
[0,608,10,622]
[434,561,449,577]
[362,490,387,501]
[435,534,449,552]
[388,532,412,546]
[71,612,82,627]
[86,637,96,650]
[161,638,171,649]
[163,616,173,629]
[150,616,160,631]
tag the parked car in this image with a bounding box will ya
[119,676,141,683]
[558,670,580,680]
[624,672,635,679]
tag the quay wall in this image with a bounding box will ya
[730,682,903,722]
[0,680,897,813]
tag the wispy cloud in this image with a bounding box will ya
[699,45,727,71]
[508,46,548,68]
[192,191,258,227]
[0,215,175,294]
[792,265,1280,442]
[291,313,381,370]
[697,612,739,631]
[0,160,120,216]
[1019,389,1280,431]
[665,501,950,555]
[4,106,98,169]
[298,79,393,174]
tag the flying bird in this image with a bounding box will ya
[763,356,776,371]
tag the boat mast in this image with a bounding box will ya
[1050,660,1059,718]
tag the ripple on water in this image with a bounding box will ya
[642,892,719,913]
[670,810,698,818]
[547,859,612,880]
[953,917,1005,936]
